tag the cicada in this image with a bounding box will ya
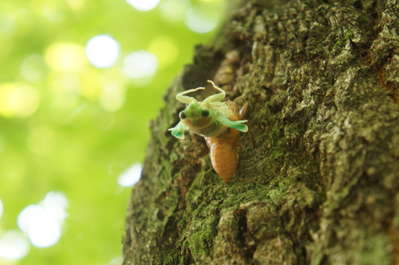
[169,80,248,182]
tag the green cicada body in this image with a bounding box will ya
[169,80,247,139]
[169,80,248,182]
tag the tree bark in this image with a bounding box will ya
[123,0,399,264]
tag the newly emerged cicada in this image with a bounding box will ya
[169,80,248,182]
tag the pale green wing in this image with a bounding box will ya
[217,115,248,132]
[168,121,187,139]
[203,80,225,104]
[176,87,205,104]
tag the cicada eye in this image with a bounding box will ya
[201,110,209,117]
[179,112,186,119]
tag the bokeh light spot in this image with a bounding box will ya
[41,191,68,220]
[99,69,126,112]
[0,230,30,261]
[123,51,158,80]
[148,37,178,67]
[48,73,81,113]
[126,0,160,11]
[49,72,80,94]
[86,35,120,68]
[0,83,40,118]
[45,43,86,72]
[159,0,187,21]
[185,7,217,33]
[108,256,123,265]
[80,69,102,100]
[18,205,62,248]
[66,0,85,10]
[17,191,68,248]
[118,164,142,187]
[100,83,125,112]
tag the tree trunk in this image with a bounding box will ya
[123,0,399,264]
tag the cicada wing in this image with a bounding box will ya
[218,115,248,133]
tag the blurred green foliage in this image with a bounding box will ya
[0,0,226,264]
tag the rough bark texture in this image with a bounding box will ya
[123,0,399,264]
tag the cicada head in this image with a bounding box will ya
[179,102,211,129]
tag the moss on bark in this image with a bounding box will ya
[123,0,399,264]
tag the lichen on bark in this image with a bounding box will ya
[123,0,399,264]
